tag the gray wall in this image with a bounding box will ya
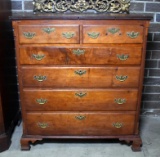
[11,0,160,115]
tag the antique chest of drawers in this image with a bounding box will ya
[12,13,151,151]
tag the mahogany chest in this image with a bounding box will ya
[12,13,151,151]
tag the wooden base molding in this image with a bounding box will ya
[21,136,142,151]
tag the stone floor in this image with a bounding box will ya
[0,116,160,157]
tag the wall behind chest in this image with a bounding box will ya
[10,0,160,116]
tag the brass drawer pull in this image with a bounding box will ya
[75,115,86,120]
[32,54,45,61]
[127,31,139,39]
[74,70,86,76]
[113,122,123,128]
[116,75,128,82]
[107,28,120,34]
[37,122,49,129]
[23,32,36,39]
[75,92,87,98]
[87,32,100,39]
[73,49,85,56]
[42,27,55,34]
[36,98,47,105]
[62,32,75,39]
[34,75,47,82]
[115,98,126,104]
[117,54,129,61]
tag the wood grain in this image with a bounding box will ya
[23,89,138,111]
[19,25,80,44]
[19,46,142,65]
[26,112,136,136]
[83,25,143,43]
[21,67,140,88]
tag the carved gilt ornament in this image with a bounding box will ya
[33,0,130,13]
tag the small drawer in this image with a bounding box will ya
[22,67,140,88]
[23,89,138,111]
[26,112,136,136]
[66,46,142,65]
[18,25,80,44]
[83,25,143,43]
[19,46,142,65]
[19,47,67,65]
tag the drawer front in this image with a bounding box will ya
[19,47,67,65]
[22,67,140,88]
[23,89,138,111]
[26,113,135,136]
[19,46,142,65]
[18,25,79,44]
[83,25,143,43]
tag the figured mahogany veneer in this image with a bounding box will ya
[19,25,80,44]
[83,25,143,43]
[22,67,140,88]
[26,112,136,136]
[23,89,138,111]
[19,46,142,65]
[12,16,151,151]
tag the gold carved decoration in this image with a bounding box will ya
[37,122,49,128]
[88,32,100,39]
[75,115,86,120]
[23,32,36,39]
[113,122,123,128]
[75,92,87,98]
[33,0,130,13]
[36,98,48,105]
[32,54,45,60]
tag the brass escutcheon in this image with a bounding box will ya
[36,98,47,105]
[37,122,49,129]
[42,27,55,34]
[115,98,126,104]
[62,32,75,39]
[23,32,36,39]
[127,31,139,39]
[34,75,47,82]
[72,49,85,56]
[87,32,100,39]
[32,54,45,61]
[113,122,123,128]
[75,92,87,98]
[115,75,128,82]
[74,70,86,76]
[107,28,120,34]
[75,115,86,120]
[117,54,129,61]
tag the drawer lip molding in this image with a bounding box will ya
[18,25,80,44]
[21,66,140,88]
[23,89,138,111]
[83,25,143,44]
[26,112,136,136]
[19,46,142,65]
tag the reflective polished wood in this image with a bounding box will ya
[12,14,151,151]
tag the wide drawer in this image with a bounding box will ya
[19,46,142,65]
[22,67,140,88]
[83,25,143,43]
[18,25,79,44]
[26,112,136,136]
[23,89,138,111]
